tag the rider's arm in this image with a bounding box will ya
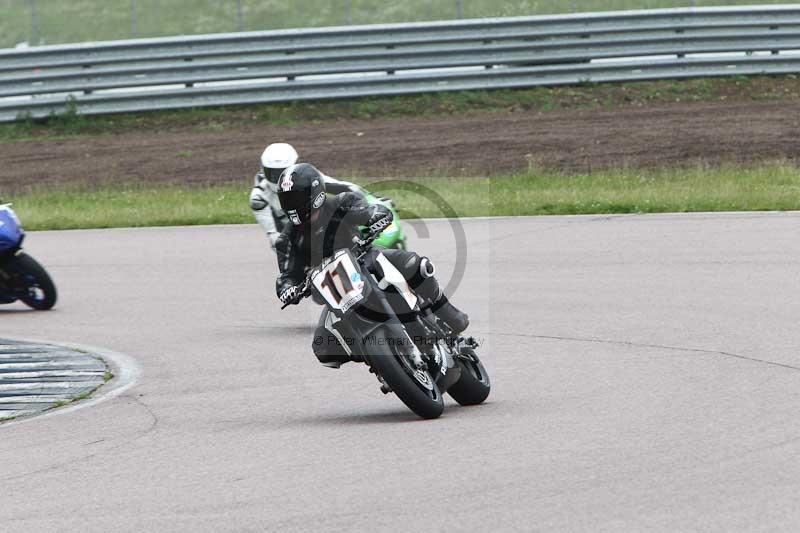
[249,174,280,247]
[337,193,393,234]
[323,174,364,196]
[274,231,305,297]
[324,173,396,211]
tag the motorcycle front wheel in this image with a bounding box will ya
[5,252,57,310]
[367,325,444,419]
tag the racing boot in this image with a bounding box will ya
[404,254,470,335]
[430,289,470,335]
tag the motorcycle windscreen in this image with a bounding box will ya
[0,207,23,252]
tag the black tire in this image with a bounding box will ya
[7,253,57,310]
[448,347,490,406]
[367,325,444,419]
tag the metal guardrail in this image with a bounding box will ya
[1,5,800,122]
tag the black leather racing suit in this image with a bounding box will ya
[275,192,466,366]
[276,191,441,304]
[276,192,385,294]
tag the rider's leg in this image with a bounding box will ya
[380,249,469,334]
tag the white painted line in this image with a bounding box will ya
[0,371,105,379]
[0,354,98,361]
[0,382,91,391]
[0,396,66,404]
[0,345,53,351]
[0,360,104,369]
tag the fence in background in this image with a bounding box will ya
[1,5,800,122]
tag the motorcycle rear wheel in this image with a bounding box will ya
[448,347,490,406]
[367,325,444,419]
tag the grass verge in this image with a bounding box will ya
[9,163,800,231]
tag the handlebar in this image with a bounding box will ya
[352,231,380,260]
[279,232,379,310]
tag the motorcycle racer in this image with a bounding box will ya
[274,163,469,368]
[249,142,366,249]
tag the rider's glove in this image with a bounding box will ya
[267,231,279,250]
[279,285,300,305]
[366,211,392,237]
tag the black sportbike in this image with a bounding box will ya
[282,235,490,419]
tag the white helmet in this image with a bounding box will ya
[261,143,299,184]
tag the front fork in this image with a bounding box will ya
[0,250,24,301]
[347,277,464,392]
[402,310,463,392]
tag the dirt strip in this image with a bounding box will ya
[2,100,800,193]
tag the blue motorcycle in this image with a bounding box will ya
[0,204,57,310]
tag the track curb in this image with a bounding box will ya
[0,336,141,427]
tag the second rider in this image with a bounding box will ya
[249,142,366,249]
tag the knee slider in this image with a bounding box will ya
[400,253,434,278]
[406,254,435,289]
[419,257,435,278]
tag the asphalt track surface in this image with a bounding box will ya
[2,212,800,531]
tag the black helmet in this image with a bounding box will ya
[277,163,326,225]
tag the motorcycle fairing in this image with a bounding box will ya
[374,252,418,311]
[311,249,367,314]
[324,310,353,357]
[0,205,24,254]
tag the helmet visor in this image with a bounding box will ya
[279,190,313,222]
[265,167,285,184]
